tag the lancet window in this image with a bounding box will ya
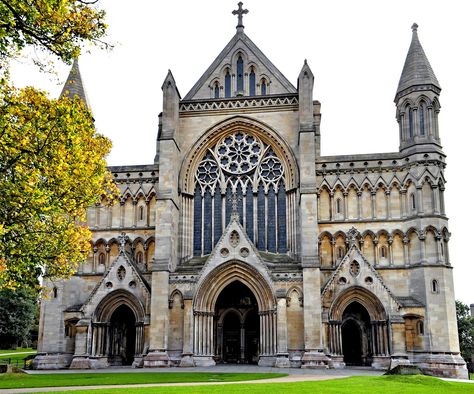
[193,131,287,256]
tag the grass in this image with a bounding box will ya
[0,348,36,364]
[46,375,474,394]
[0,372,286,389]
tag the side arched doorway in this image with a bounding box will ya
[92,290,145,367]
[215,281,260,364]
[193,260,276,366]
[328,287,390,368]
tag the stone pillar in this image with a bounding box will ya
[143,270,170,367]
[416,186,424,215]
[385,190,391,219]
[400,189,407,219]
[343,191,348,221]
[179,297,195,367]
[432,185,440,215]
[403,236,409,265]
[275,293,290,367]
[388,236,394,266]
[389,316,410,368]
[357,191,362,219]
[301,267,328,368]
[69,320,92,369]
[371,191,376,219]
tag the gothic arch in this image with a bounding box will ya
[94,289,145,323]
[329,286,387,321]
[180,116,299,194]
[193,260,275,312]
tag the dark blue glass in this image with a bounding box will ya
[261,80,267,95]
[408,107,413,138]
[237,56,244,93]
[257,183,265,250]
[246,186,254,241]
[225,184,232,226]
[267,186,276,252]
[214,84,219,99]
[225,71,231,97]
[214,185,222,246]
[419,103,425,135]
[193,186,202,256]
[249,69,256,96]
[277,182,287,253]
[203,188,212,254]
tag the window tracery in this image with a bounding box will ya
[193,130,287,255]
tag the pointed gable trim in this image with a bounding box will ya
[183,32,296,100]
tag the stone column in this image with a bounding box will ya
[275,293,290,367]
[400,189,407,219]
[388,236,394,266]
[385,190,391,219]
[403,236,409,265]
[143,270,170,367]
[69,319,92,369]
[343,191,348,221]
[432,185,440,215]
[357,191,362,219]
[389,316,410,368]
[179,296,195,367]
[416,186,424,215]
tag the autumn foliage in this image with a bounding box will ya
[0,80,118,288]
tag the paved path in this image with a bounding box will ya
[2,374,349,393]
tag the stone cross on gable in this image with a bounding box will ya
[230,191,242,221]
[118,232,129,254]
[232,2,248,30]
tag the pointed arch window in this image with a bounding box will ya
[225,70,231,98]
[410,193,416,211]
[236,55,244,94]
[136,251,143,264]
[98,253,105,265]
[431,279,439,293]
[214,82,220,99]
[336,198,342,214]
[249,67,256,96]
[139,206,144,221]
[419,101,426,136]
[261,79,267,95]
[193,133,288,255]
[407,105,413,138]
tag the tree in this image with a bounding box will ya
[0,81,118,288]
[0,287,37,348]
[0,0,109,70]
[0,1,118,289]
[456,300,474,362]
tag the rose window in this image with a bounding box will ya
[196,155,219,187]
[215,132,263,174]
[259,153,283,182]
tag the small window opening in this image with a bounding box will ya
[53,287,58,298]
[261,79,267,95]
[249,67,256,96]
[381,246,386,258]
[236,55,244,93]
[440,242,444,256]
[419,102,426,136]
[338,247,343,259]
[417,320,424,335]
[139,206,144,221]
[431,279,439,293]
[225,70,231,97]
[98,253,105,265]
[214,82,219,99]
[136,251,143,264]
[336,198,342,214]
[408,106,413,138]
[410,193,416,211]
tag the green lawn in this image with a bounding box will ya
[0,348,36,365]
[0,372,286,389]
[48,375,474,394]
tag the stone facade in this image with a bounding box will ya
[34,5,468,379]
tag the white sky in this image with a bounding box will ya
[10,0,474,305]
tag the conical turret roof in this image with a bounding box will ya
[396,23,440,99]
[60,58,90,108]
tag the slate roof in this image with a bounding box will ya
[396,23,440,98]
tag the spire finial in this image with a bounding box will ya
[411,23,418,33]
[232,2,248,32]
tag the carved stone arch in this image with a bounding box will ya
[346,180,361,193]
[329,286,387,321]
[406,227,419,237]
[247,61,259,74]
[179,116,299,194]
[219,63,233,78]
[391,229,405,238]
[360,230,376,240]
[132,236,145,249]
[144,236,155,249]
[361,179,374,192]
[121,188,134,201]
[318,181,332,194]
[377,229,390,238]
[441,226,450,240]
[415,94,431,107]
[218,307,245,325]
[332,179,345,192]
[193,260,276,312]
[94,289,145,323]
[432,96,441,111]
[318,231,333,242]
[286,286,303,307]
[94,238,107,248]
[231,49,249,65]
[169,289,184,309]
[333,230,347,241]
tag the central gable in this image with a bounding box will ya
[183,31,297,100]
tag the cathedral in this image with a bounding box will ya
[34,4,468,378]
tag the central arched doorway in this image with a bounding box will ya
[216,281,260,364]
[109,304,136,366]
[341,302,370,366]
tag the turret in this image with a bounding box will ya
[298,59,314,132]
[60,58,90,110]
[395,24,442,154]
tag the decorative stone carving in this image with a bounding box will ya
[117,266,126,281]
[229,230,240,247]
